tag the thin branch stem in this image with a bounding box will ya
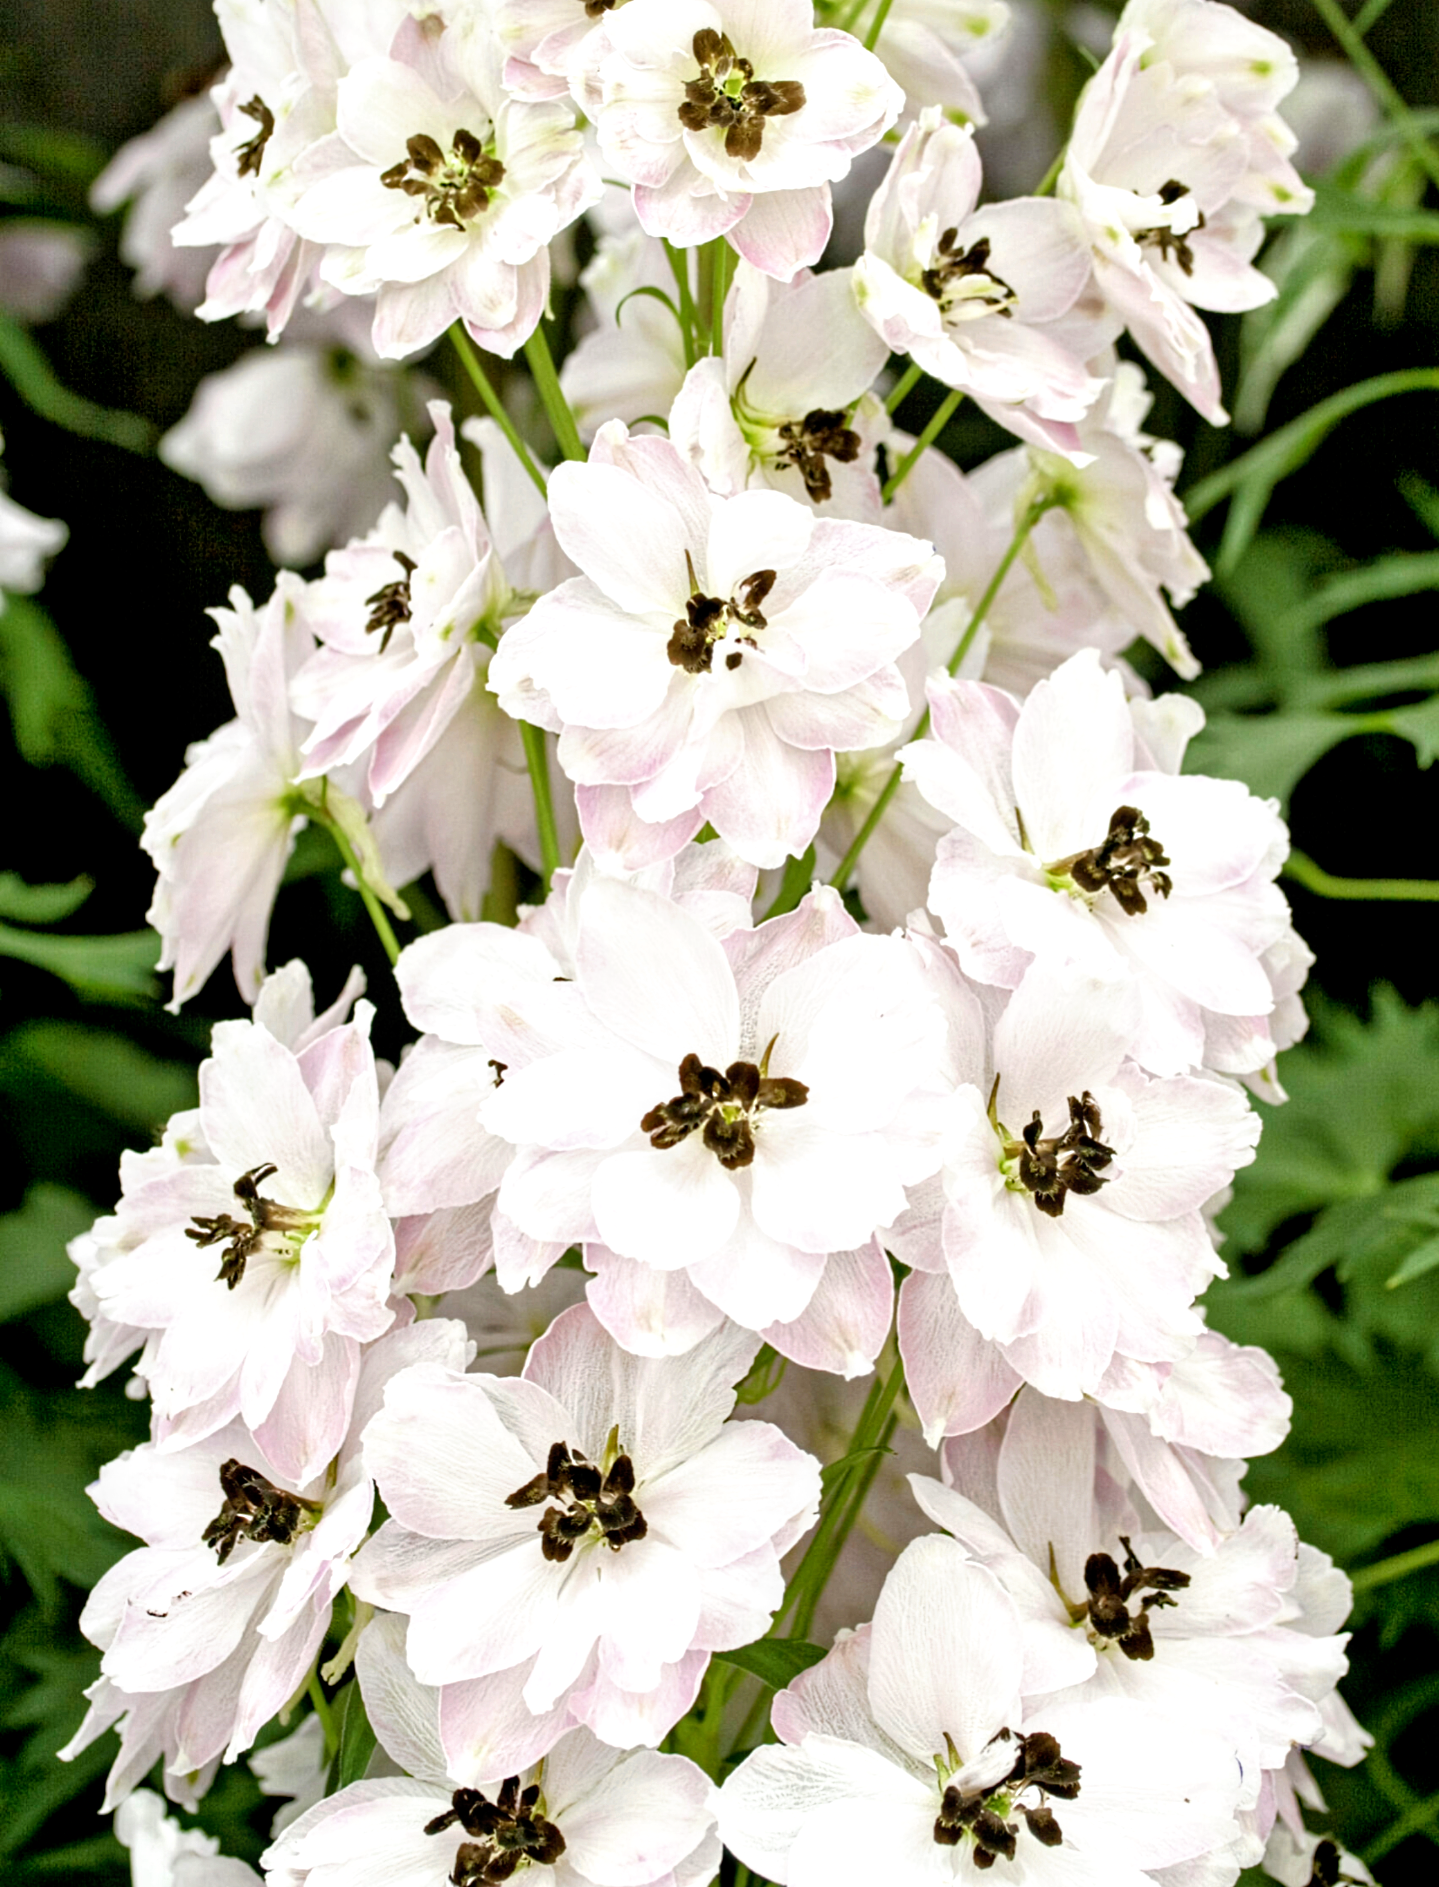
[307,1669,337,1763]
[449,326,547,496]
[318,808,402,968]
[882,389,963,502]
[1283,850,1439,902]
[885,360,923,414]
[1309,0,1439,198]
[524,324,585,463]
[664,241,700,368]
[863,0,895,51]
[1351,1537,1439,1593]
[1032,147,1065,198]
[519,720,562,888]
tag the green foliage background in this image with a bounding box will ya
[0,0,1437,1881]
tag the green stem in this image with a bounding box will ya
[519,719,562,888]
[863,0,895,51]
[790,1409,900,1643]
[307,1669,338,1763]
[318,809,401,969]
[1309,0,1439,198]
[707,239,733,357]
[882,389,963,502]
[885,360,923,414]
[829,498,1048,890]
[664,240,700,369]
[1283,850,1439,902]
[1352,1537,1439,1593]
[1032,146,1065,198]
[524,324,585,463]
[449,325,547,496]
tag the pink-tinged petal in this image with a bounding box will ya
[253,1332,360,1487]
[897,1270,1020,1445]
[1149,1330,1292,1459]
[406,1540,563,1685]
[591,1141,741,1268]
[994,1388,1097,1602]
[370,269,461,359]
[634,172,747,247]
[557,1742,714,1885]
[1115,893,1278,1016]
[763,1239,893,1378]
[685,1206,825,1330]
[576,783,706,871]
[568,1645,707,1748]
[729,185,832,281]
[577,876,739,1065]
[498,1144,607,1244]
[547,458,695,616]
[1105,1069,1259,1220]
[1098,1408,1226,1555]
[643,1421,819,1570]
[351,1610,447,1784]
[363,1365,548,1539]
[717,1737,928,1886]
[200,1022,331,1207]
[483,1042,662,1152]
[992,964,1137,1122]
[868,1538,1024,1762]
[750,1113,908,1254]
[378,1038,514,1215]
[585,1243,729,1356]
[439,1659,574,1786]
[395,922,581,1060]
[593,1537,703,1694]
[491,579,675,730]
[700,709,834,869]
[705,487,813,601]
[1010,649,1135,861]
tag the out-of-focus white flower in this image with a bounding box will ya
[592,0,903,280]
[352,1305,820,1755]
[489,418,940,870]
[902,648,1307,1078]
[669,259,890,518]
[91,91,219,311]
[0,220,94,322]
[560,227,690,442]
[873,0,1010,124]
[0,429,67,604]
[854,112,1102,458]
[250,1713,328,1835]
[288,27,600,359]
[114,1788,260,1885]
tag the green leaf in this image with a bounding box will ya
[333,1679,377,1790]
[712,1638,827,1690]
[819,1444,894,1488]
[1308,181,1439,241]
[0,124,107,191]
[1398,470,1439,540]
[0,1019,197,1132]
[0,311,151,453]
[0,923,160,1003]
[0,599,146,829]
[0,1185,92,1323]
[0,875,91,924]
[762,845,817,921]
[1182,710,1357,807]
[1387,1232,1439,1290]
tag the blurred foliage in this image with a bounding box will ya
[0,0,1437,1882]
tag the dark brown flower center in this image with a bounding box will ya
[235,95,274,178]
[506,1439,648,1563]
[922,231,1016,321]
[775,408,862,503]
[185,1162,316,1289]
[1049,804,1172,917]
[581,0,615,15]
[933,1729,1081,1867]
[365,549,417,652]
[1059,1535,1190,1661]
[202,1458,320,1563]
[382,129,506,229]
[1135,179,1205,277]
[641,1043,808,1170]
[426,1779,566,1885]
[999,1090,1115,1218]
[668,550,775,675]
[677,29,805,162]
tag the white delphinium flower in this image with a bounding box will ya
[289,401,573,920]
[0,220,94,323]
[173,0,410,335]
[1058,5,1311,422]
[901,647,1308,1079]
[910,1390,1351,1803]
[287,25,600,358]
[891,955,1259,1407]
[114,1789,260,1885]
[872,0,1009,124]
[489,418,941,870]
[396,872,947,1364]
[1264,1823,1373,1887]
[854,112,1103,457]
[592,0,903,279]
[250,1713,328,1835]
[717,1535,1246,1885]
[560,227,690,442]
[91,91,220,311]
[264,1610,718,1887]
[158,310,421,566]
[81,968,398,1482]
[668,260,890,519]
[0,429,66,601]
[63,1322,471,1807]
[352,1306,820,1754]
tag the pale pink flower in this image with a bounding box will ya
[592,0,903,279]
[288,26,600,359]
[351,1305,820,1756]
[115,1790,260,1886]
[560,227,690,442]
[853,112,1103,457]
[872,0,1009,124]
[717,1535,1246,1885]
[0,432,66,599]
[902,649,1306,1078]
[82,968,397,1482]
[0,220,94,323]
[91,92,219,311]
[489,419,941,870]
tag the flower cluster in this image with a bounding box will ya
[59,1,1370,1883]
